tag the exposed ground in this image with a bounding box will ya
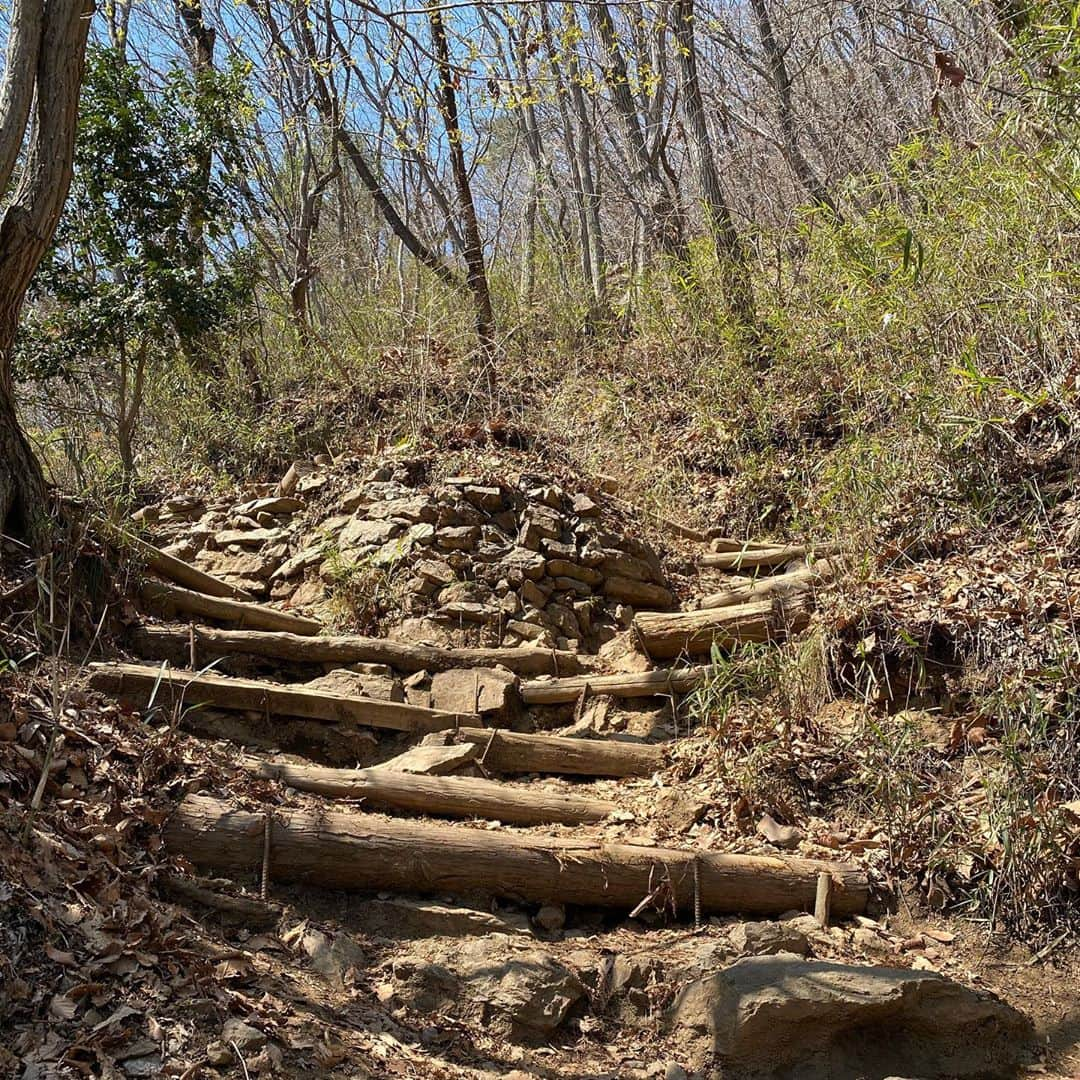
[2,444,1079,1079]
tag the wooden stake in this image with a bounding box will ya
[815,871,833,928]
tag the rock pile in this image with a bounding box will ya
[133,456,676,653]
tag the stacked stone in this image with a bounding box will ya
[133,458,675,653]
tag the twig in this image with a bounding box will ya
[230,1041,252,1080]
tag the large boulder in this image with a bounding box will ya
[668,956,1031,1079]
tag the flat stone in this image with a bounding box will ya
[599,549,656,582]
[545,559,602,586]
[415,559,456,587]
[306,668,403,703]
[367,496,437,524]
[463,485,504,510]
[213,527,286,548]
[440,600,497,623]
[234,496,305,516]
[572,493,599,516]
[728,920,811,956]
[502,547,547,582]
[430,667,519,719]
[436,526,480,551]
[221,1019,266,1053]
[602,575,675,609]
[667,956,1032,1078]
[373,743,478,775]
[339,517,399,550]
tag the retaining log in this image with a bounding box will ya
[139,581,322,635]
[128,623,586,677]
[245,757,615,825]
[697,559,838,611]
[167,794,871,917]
[88,662,469,734]
[521,666,710,705]
[445,727,663,777]
[633,597,811,659]
[700,542,843,571]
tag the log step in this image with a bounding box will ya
[633,596,812,659]
[139,580,322,635]
[439,728,663,778]
[88,662,471,734]
[167,794,870,918]
[700,542,843,572]
[521,666,710,705]
[129,624,586,677]
[245,756,616,825]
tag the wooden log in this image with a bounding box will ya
[100,520,254,601]
[167,794,870,917]
[444,727,662,777]
[160,873,281,927]
[244,757,616,825]
[139,580,322,635]
[633,597,811,659]
[697,559,838,611]
[88,662,470,734]
[700,542,843,571]
[128,623,586,677]
[704,535,779,552]
[521,666,710,705]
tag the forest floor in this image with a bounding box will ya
[2,441,1079,1079]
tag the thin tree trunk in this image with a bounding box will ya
[428,6,495,357]
[0,0,93,546]
[670,0,758,331]
[748,0,839,215]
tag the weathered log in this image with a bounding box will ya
[88,662,469,734]
[160,873,281,927]
[244,757,616,825]
[100,519,254,601]
[700,542,843,571]
[128,623,586,676]
[521,666,710,705]
[633,597,811,659]
[443,727,662,777]
[697,559,838,611]
[139,581,322,635]
[167,794,870,917]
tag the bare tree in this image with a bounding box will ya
[0,0,93,544]
[670,0,757,330]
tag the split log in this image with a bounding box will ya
[139,581,322,635]
[443,727,662,777]
[700,542,843,571]
[128,624,586,677]
[100,520,253,601]
[168,794,870,917]
[698,559,839,611]
[704,535,779,552]
[633,597,811,659]
[88,662,469,734]
[244,757,616,825]
[521,666,710,705]
[160,873,281,927]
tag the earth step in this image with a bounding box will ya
[521,666,710,705]
[128,624,587,677]
[697,558,839,610]
[700,541,844,571]
[168,794,871,916]
[88,662,471,733]
[138,580,322,635]
[668,955,1031,1077]
[101,521,254,601]
[243,756,617,825]
[425,727,663,777]
[632,596,812,659]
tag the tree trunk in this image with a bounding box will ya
[0,0,93,547]
[137,580,323,634]
[429,6,496,359]
[167,794,871,917]
[670,0,758,331]
[748,0,839,216]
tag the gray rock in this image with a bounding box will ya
[534,904,566,933]
[602,575,675,609]
[436,525,481,550]
[221,1019,266,1053]
[392,939,584,1040]
[366,495,437,524]
[430,666,519,720]
[339,516,399,550]
[667,956,1032,1078]
[728,920,811,957]
[501,547,547,582]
